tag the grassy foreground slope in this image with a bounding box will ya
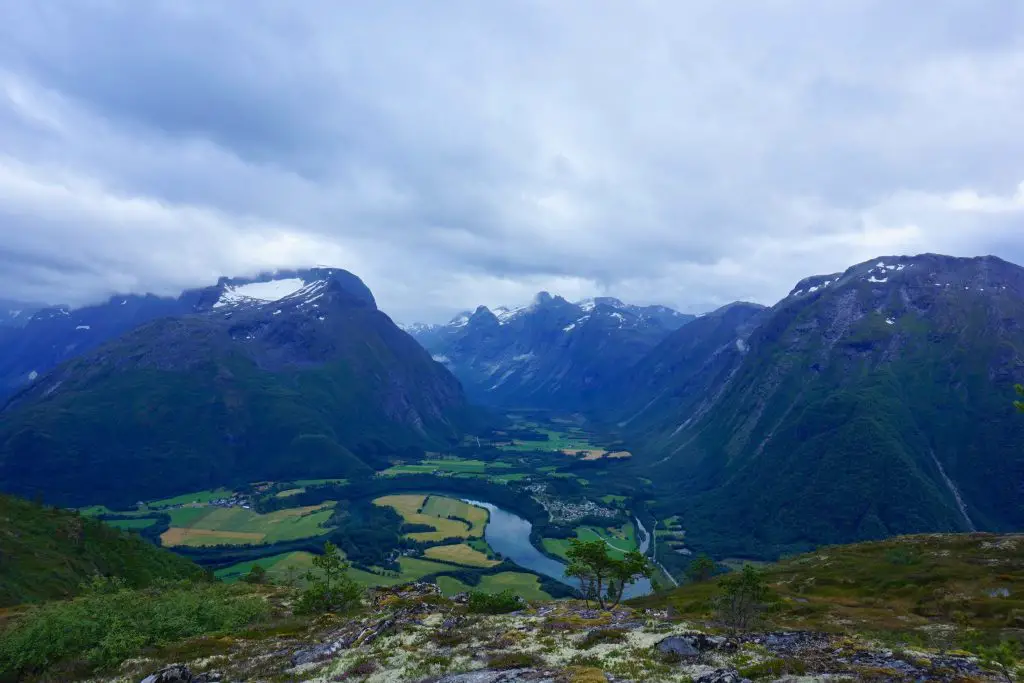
[0,495,203,607]
[635,533,1024,638]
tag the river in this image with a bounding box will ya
[464,499,652,599]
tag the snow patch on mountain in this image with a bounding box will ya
[214,278,305,309]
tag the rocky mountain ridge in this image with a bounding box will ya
[409,293,694,409]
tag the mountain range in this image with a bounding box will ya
[408,293,694,408]
[0,268,476,507]
[603,254,1024,558]
[1,254,1022,560]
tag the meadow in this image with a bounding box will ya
[160,503,335,547]
[543,523,638,561]
[372,494,487,542]
[423,543,498,567]
[436,572,552,600]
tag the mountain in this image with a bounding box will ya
[0,493,202,607]
[0,268,477,507]
[409,293,694,408]
[0,298,44,328]
[612,254,1024,559]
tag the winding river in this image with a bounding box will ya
[464,500,652,599]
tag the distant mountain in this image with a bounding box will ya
[408,293,694,408]
[0,268,477,506]
[0,494,202,607]
[611,254,1024,559]
[0,298,45,328]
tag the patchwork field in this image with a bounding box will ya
[146,488,235,509]
[373,494,487,542]
[436,572,552,600]
[424,543,499,567]
[420,496,489,535]
[380,458,513,477]
[543,523,638,561]
[160,503,335,547]
[346,557,456,587]
[215,551,319,583]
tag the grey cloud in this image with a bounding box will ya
[0,0,1022,324]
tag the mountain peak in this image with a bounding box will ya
[199,267,376,313]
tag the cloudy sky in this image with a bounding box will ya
[1,1,1022,323]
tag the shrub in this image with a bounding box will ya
[296,541,363,614]
[0,581,269,680]
[467,590,522,614]
[487,651,542,669]
[243,564,268,584]
[579,628,627,649]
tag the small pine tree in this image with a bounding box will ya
[1015,384,1024,413]
[297,541,362,614]
[976,639,1022,683]
[243,564,268,584]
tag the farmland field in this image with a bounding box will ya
[424,543,499,567]
[215,551,318,583]
[373,494,485,542]
[420,496,489,535]
[543,523,638,561]
[436,572,551,600]
[346,557,455,587]
[105,517,158,531]
[160,503,335,547]
[146,488,234,509]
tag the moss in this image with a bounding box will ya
[487,651,543,669]
[567,666,608,683]
[739,657,808,679]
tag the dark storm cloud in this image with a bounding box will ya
[0,0,1021,322]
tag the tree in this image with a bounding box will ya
[685,553,717,583]
[1016,384,1024,413]
[243,564,268,584]
[976,639,1022,683]
[297,541,362,614]
[716,564,770,631]
[565,540,652,610]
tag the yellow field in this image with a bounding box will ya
[161,528,265,546]
[373,494,480,542]
[420,496,489,535]
[424,543,499,567]
[562,448,632,460]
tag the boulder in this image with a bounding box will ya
[655,635,700,659]
[140,665,192,683]
[694,669,751,683]
[429,670,556,683]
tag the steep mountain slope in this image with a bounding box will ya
[0,299,44,328]
[0,494,203,607]
[411,293,694,408]
[620,254,1024,558]
[0,269,477,507]
[593,301,767,434]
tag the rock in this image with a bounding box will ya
[291,642,337,666]
[655,635,700,659]
[427,669,556,683]
[693,669,751,683]
[140,665,192,683]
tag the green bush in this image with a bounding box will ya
[467,590,523,614]
[0,580,269,681]
[295,541,363,614]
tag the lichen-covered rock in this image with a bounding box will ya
[655,635,700,659]
[140,665,192,683]
[426,669,556,683]
[693,669,750,683]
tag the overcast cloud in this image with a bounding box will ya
[0,1,1022,323]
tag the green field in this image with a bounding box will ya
[347,557,456,587]
[145,488,235,509]
[287,478,349,487]
[420,496,489,535]
[161,503,335,547]
[543,523,638,561]
[215,551,319,583]
[436,572,552,600]
[105,518,158,531]
[380,458,513,477]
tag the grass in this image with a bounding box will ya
[160,503,335,547]
[274,488,305,498]
[424,544,499,568]
[633,533,1024,639]
[287,478,349,487]
[372,495,482,542]
[379,458,513,477]
[144,488,235,510]
[435,572,552,600]
[345,557,456,587]
[104,518,158,531]
[543,524,638,561]
[215,551,319,584]
[420,496,489,535]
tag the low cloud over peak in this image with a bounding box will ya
[1,1,1022,323]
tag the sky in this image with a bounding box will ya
[0,1,1022,324]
